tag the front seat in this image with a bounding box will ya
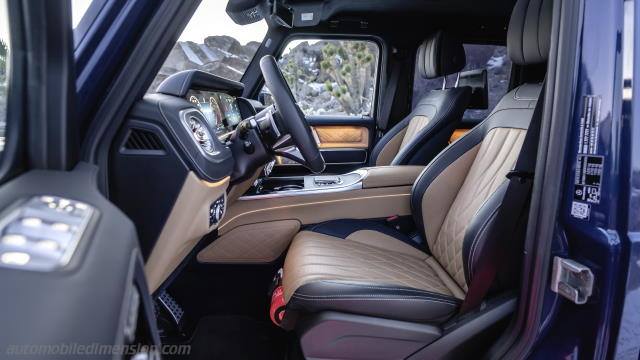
[281,0,551,357]
[369,30,471,166]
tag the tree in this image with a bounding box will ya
[320,42,375,115]
[0,39,7,79]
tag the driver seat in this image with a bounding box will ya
[281,0,551,356]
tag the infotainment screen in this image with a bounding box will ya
[187,90,242,137]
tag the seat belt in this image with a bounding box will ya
[377,57,402,137]
[459,81,546,314]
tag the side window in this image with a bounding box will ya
[263,39,380,117]
[412,44,512,121]
[0,0,10,153]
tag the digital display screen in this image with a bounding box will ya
[187,90,242,137]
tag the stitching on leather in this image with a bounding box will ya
[311,280,458,299]
[513,85,539,101]
[467,205,501,281]
[292,294,459,305]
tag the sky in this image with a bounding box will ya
[72,0,267,46]
[1,0,268,47]
[177,0,268,45]
[0,1,8,44]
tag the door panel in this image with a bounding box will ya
[0,164,160,356]
[313,125,370,149]
[0,0,160,356]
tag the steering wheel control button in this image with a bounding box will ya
[0,196,96,272]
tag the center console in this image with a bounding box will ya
[198,166,425,265]
[243,169,367,198]
[242,166,425,199]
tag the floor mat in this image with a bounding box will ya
[168,315,288,360]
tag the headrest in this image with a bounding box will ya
[507,0,553,65]
[417,30,466,79]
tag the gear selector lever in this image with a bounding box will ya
[313,175,342,186]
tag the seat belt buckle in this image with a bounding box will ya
[506,170,534,183]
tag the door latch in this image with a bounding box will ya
[550,256,594,304]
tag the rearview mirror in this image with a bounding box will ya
[271,1,294,28]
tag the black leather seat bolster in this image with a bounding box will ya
[287,280,461,323]
[307,219,424,250]
[369,87,471,166]
[391,87,471,165]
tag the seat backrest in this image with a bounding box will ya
[411,0,552,293]
[370,30,471,166]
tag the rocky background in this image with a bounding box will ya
[148,35,261,92]
[150,37,379,117]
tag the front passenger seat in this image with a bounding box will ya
[369,30,471,166]
[280,0,551,357]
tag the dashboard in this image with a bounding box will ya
[187,90,242,139]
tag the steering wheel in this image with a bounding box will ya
[259,55,325,173]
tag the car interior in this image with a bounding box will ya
[0,0,576,358]
[103,0,555,358]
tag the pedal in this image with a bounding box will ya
[157,291,184,326]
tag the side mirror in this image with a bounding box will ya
[458,69,489,109]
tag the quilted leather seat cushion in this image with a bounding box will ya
[283,227,464,323]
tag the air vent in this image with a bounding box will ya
[122,128,165,154]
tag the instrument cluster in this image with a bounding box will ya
[187,90,242,139]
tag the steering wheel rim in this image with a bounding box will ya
[259,55,325,173]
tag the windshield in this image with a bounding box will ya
[148,0,267,93]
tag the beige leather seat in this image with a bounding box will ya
[281,0,551,325]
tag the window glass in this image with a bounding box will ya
[263,39,380,117]
[412,44,512,121]
[71,0,94,29]
[0,0,10,153]
[148,0,267,92]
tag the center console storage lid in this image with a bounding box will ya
[362,166,425,189]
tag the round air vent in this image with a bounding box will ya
[183,113,218,156]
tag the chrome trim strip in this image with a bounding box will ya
[239,169,368,200]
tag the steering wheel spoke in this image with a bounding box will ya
[259,55,325,173]
[272,134,306,165]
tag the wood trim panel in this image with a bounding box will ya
[312,125,369,149]
[449,128,470,143]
